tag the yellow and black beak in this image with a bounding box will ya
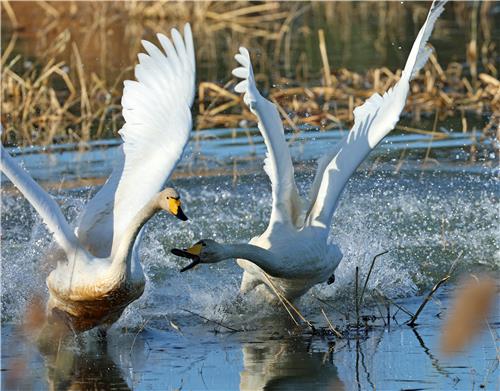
[168,198,188,221]
[171,243,202,272]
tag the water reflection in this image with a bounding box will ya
[1,325,147,390]
[44,341,131,391]
[240,337,344,390]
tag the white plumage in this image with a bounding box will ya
[173,1,447,303]
[1,24,195,333]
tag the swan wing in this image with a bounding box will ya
[1,145,79,256]
[306,0,446,229]
[76,24,195,257]
[232,47,302,227]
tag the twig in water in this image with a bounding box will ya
[374,289,414,318]
[312,294,348,319]
[182,309,242,332]
[373,298,387,326]
[355,266,360,330]
[321,308,343,338]
[263,273,316,331]
[359,250,389,306]
[262,273,300,327]
[407,252,462,326]
[130,317,152,356]
[407,275,450,326]
[387,300,391,329]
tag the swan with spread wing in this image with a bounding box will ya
[1,25,196,333]
[172,2,446,302]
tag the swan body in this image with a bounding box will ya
[172,1,446,303]
[1,24,196,333]
[44,191,172,331]
[240,226,341,301]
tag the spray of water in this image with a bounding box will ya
[2,168,497,329]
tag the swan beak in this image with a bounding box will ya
[327,274,335,285]
[171,243,202,272]
[169,198,188,221]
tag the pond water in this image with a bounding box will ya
[1,127,498,389]
[1,1,499,388]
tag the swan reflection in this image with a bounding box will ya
[240,337,345,390]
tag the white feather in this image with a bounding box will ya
[232,47,303,227]
[77,24,196,257]
[0,148,79,256]
[306,0,447,229]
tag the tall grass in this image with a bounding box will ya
[1,1,498,147]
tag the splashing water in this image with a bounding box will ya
[2,155,497,327]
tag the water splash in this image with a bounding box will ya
[2,167,497,328]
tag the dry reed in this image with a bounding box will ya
[1,1,498,147]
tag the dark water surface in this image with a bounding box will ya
[3,2,498,83]
[1,2,498,146]
[2,291,499,390]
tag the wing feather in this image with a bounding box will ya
[232,47,303,227]
[306,0,446,229]
[1,145,79,256]
[76,24,195,257]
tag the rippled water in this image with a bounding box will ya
[1,128,499,389]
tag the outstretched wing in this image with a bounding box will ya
[1,145,79,256]
[77,24,196,257]
[233,47,303,227]
[306,0,447,229]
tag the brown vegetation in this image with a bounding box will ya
[1,1,498,147]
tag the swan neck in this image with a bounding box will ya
[224,244,282,277]
[112,197,160,273]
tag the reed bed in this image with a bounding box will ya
[197,57,500,132]
[1,32,124,146]
[1,1,498,147]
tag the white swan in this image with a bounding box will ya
[172,2,447,303]
[0,24,196,333]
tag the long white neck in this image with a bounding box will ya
[111,196,160,278]
[221,244,287,278]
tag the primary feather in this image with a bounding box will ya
[77,24,196,257]
[232,48,303,227]
[306,0,447,228]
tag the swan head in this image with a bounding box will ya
[171,239,223,272]
[157,188,188,221]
